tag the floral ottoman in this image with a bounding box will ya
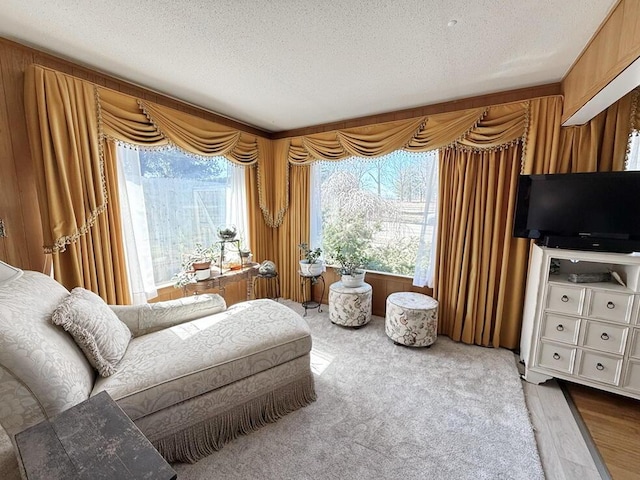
[328,282,372,327]
[385,292,438,347]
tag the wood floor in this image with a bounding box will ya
[523,379,604,480]
[564,383,640,480]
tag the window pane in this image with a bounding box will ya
[319,150,438,276]
[132,148,236,284]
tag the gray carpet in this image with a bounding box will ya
[0,301,544,479]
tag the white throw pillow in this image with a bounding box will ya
[52,287,132,377]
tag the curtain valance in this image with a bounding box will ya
[24,65,262,253]
[287,102,531,165]
[98,88,259,163]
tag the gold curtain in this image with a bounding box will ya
[24,64,267,302]
[275,166,310,301]
[432,96,564,348]
[556,91,634,173]
[256,138,290,228]
[632,88,640,132]
[434,146,525,347]
[434,92,633,349]
[246,159,307,301]
[24,66,131,303]
[521,97,563,174]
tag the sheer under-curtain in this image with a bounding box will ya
[412,150,439,288]
[628,133,640,170]
[116,144,158,304]
[117,144,249,302]
[310,151,438,285]
[309,163,324,253]
[226,164,250,247]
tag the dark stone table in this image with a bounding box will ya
[15,391,177,479]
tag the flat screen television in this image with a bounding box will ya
[513,171,640,253]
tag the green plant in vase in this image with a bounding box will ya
[331,245,369,287]
[173,243,218,287]
[298,243,324,276]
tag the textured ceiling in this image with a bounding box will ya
[0,1,617,132]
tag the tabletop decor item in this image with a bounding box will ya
[258,260,277,276]
[217,225,237,241]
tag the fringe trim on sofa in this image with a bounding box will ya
[153,373,317,464]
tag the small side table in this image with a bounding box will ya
[385,292,438,347]
[252,272,281,300]
[183,262,260,299]
[15,391,176,480]
[329,281,372,327]
[299,272,325,316]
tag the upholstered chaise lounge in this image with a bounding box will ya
[0,267,316,470]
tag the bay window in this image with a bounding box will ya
[311,149,438,287]
[117,144,247,301]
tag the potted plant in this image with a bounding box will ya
[173,243,218,287]
[298,243,324,276]
[332,245,369,287]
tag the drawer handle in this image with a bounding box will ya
[606,301,615,309]
[596,363,605,371]
[556,324,564,331]
[561,295,569,303]
[600,332,610,341]
[553,353,561,360]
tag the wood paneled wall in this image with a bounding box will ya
[0,38,267,272]
[562,0,640,123]
[151,268,432,317]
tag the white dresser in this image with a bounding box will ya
[520,244,640,399]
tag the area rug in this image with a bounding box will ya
[0,301,544,480]
[175,300,543,479]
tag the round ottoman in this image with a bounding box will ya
[385,292,438,346]
[329,282,372,327]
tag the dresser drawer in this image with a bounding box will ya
[623,360,640,394]
[588,290,633,324]
[546,285,584,315]
[540,314,580,345]
[577,351,623,386]
[537,342,575,374]
[581,320,629,355]
[631,330,640,360]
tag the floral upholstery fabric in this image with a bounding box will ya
[385,292,438,347]
[0,272,95,437]
[0,270,316,465]
[136,355,313,442]
[52,287,132,377]
[93,299,312,420]
[110,294,226,337]
[328,282,372,327]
